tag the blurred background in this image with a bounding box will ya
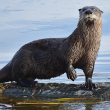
[0,0,110,84]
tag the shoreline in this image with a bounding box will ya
[0,82,110,100]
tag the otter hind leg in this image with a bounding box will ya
[16,72,37,87]
[66,65,77,81]
[12,58,37,87]
[83,64,97,90]
[18,78,37,87]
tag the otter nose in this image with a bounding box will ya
[85,10,92,14]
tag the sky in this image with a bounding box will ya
[0,0,110,61]
[0,0,110,31]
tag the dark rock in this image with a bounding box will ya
[2,82,110,100]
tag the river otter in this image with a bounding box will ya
[0,6,103,90]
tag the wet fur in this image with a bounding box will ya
[0,6,103,89]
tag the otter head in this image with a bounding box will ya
[79,6,103,25]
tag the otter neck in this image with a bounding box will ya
[77,20,102,39]
[68,19,102,51]
[77,19,102,51]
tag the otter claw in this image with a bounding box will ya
[85,78,97,90]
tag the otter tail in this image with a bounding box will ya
[0,62,12,83]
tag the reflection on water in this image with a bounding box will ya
[0,0,110,109]
[0,94,110,110]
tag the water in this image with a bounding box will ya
[0,94,110,110]
[0,0,110,109]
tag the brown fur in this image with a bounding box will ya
[0,6,103,89]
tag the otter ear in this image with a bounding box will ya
[79,9,81,11]
[101,10,103,14]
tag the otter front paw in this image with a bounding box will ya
[66,65,77,81]
[85,78,97,90]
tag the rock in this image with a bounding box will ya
[2,82,110,100]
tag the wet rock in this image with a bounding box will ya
[2,82,110,100]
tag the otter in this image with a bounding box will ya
[0,6,103,90]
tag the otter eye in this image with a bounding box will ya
[82,8,86,12]
[93,8,96,11]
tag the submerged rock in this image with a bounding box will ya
[1,82,110,100]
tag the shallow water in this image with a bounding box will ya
[0,0,110,109]
[0,94,110,110]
